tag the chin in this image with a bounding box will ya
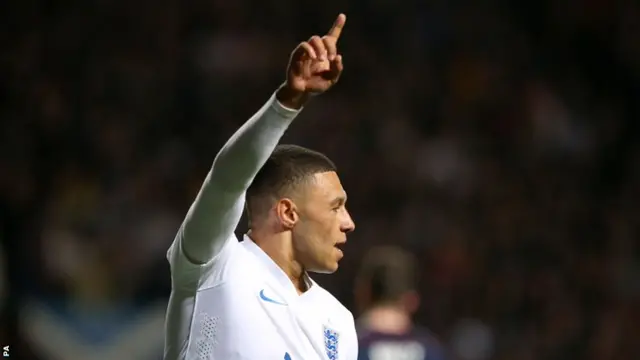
[309,262,339,274]
[325,260,340,273]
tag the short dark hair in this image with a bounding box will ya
[246,144,336,223]
[357,246,417,304]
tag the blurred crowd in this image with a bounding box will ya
[1,0,639,359]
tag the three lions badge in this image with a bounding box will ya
[323,326,339,360]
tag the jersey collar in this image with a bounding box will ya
[241,234,313,298]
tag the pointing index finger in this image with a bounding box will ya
[327,13,346,40]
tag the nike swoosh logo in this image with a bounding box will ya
[259,289,287,305]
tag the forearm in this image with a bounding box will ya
[212,87,304,191]
[180,87,303,264]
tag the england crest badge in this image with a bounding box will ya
[323,326,340,360]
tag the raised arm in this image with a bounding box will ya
[178,14,347,265]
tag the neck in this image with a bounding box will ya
[360,305,412,335]
[248,229,308,294]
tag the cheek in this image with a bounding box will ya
[293,219,321,249]
[295,217,334,249]
[296,221,333,253]
[317,214,339,237]
[313,220,335,245]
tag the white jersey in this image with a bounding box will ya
[164,234,357,360]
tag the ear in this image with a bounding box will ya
[275,198,299,229]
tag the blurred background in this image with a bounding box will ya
[1,0,639,359]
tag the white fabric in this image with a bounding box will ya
[164,234,357,360]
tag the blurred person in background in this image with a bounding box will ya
[355,246,447,360]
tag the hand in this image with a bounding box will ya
[277,14,346,108]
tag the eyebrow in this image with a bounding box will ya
[330,194,347,207]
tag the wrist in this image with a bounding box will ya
[275,84,310,110]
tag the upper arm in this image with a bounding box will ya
[167,224,239,290]
[179,171,246,264]
[167,170,246,288]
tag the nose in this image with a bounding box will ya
[341,209,355,233]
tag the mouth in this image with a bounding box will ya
[334,242,346,254]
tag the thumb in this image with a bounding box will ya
[333,55,343,74]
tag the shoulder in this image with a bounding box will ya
[314,283,354,316]
[311,283,356,337]
[357,325,447,360]
[167,232,246,290]
[411,325,445,348]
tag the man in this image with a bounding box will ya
[163,14,358,360]
[355,246,447,360]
